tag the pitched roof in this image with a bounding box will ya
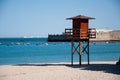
[66,15,95,20]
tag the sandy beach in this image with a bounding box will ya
[0,61,120,80]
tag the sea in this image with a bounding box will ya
[0,38,120,65]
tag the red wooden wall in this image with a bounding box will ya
[73,19,88,38]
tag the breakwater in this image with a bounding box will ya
[48,30,120,42]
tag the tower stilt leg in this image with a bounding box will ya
[79,54,81,65]
[88,41,90,65]
[71,41,73,65]
[80,41,82,65]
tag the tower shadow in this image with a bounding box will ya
[14,63,120,75]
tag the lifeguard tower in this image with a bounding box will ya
[65,15,96,65]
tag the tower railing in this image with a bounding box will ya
[65,28,96,39]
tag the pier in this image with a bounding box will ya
[48,30,120,42]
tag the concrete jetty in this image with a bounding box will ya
[48,30,120,42]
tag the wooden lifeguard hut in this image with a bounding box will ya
[65,15,96,65]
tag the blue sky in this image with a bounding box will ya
[0,0,120,37]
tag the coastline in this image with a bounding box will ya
[0,61,120,80]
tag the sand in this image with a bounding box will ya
[0,61,120,80]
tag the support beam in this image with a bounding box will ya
[71,41,73,65]
[71,39,90,65]
[79,41,82,65]
[88,41,90,65]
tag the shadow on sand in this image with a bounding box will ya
[14,63,120,75]
[68,64,120,75]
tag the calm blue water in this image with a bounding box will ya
[0,38,120,65]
